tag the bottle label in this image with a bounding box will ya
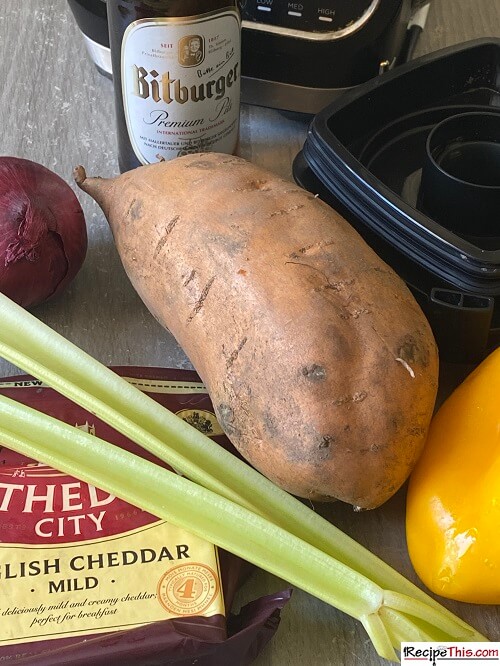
[121,10,241,164]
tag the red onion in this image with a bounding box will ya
[0,157,87,308]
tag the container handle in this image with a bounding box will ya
[429,288,494,364]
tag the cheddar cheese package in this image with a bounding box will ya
[0,367,289,665]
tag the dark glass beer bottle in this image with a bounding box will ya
[107,0,241,172]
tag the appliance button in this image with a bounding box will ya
[317,7,336,19]
[287,3,303,18]
[255,0,273,16]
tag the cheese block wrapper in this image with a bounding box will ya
[0,367,290,665]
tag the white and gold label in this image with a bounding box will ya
[121,10,241,164]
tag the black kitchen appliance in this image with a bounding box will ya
[67,0,111,77]
[240,0,413,113]
[293,39,500,363]
[68,0,419,113]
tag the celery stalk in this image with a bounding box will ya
[0,293,486,653]
[0,393,485,660]
[379,608,436,644]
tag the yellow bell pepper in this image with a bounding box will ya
[406,346,500,604]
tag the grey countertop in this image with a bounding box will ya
[0,1,499,664]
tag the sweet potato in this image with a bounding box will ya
[75,154,438,509]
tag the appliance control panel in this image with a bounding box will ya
[240,0,380,37]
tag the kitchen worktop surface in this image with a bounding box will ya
[0,1,499,664]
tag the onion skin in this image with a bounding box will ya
[0,157,87,308]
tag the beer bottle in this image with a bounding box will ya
[107,0,241,172]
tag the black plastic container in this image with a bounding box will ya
[293,38,500,363]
